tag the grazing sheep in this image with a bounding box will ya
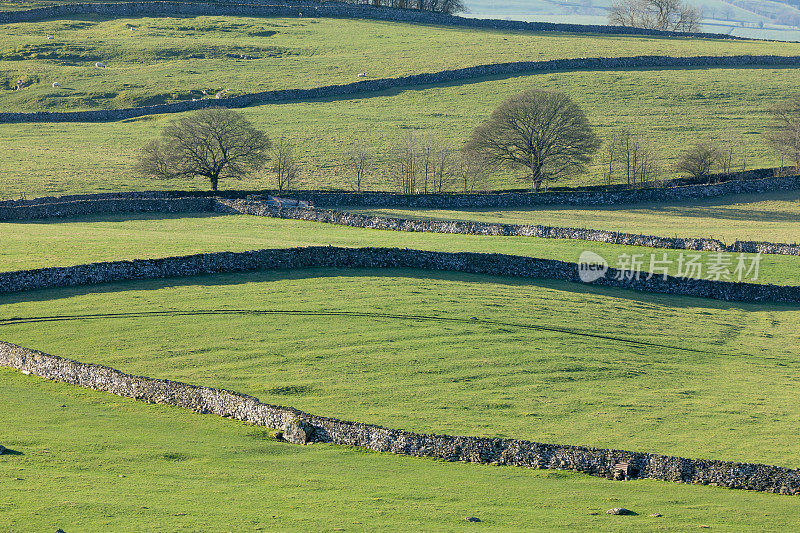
[52,82,61,88]
[46,35,54,40]
[95,62,105,68]
[357,72,366,78]
[215,89,229,99]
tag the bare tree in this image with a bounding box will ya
[454,150,489,193]
[677,141,720,181]
[769,96,800,170]
[271,138,300,193]
[716,137,740,180]
[464,89,600,192]
[613,129,660,186]
[609,0,702,32]
[346,138,372,193]
[431,141,456,193]
[391,132,418,194]
[137,108,271,191]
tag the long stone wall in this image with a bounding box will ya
[1,192,798,256]
[216,199,800,255]
[281,174,800,208]
[0,196,215,220]
[0,246,798,302]
[3,54,800,123]
[1,340,798,494]
[0,0,748,40]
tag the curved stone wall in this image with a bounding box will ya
[0,0,747,40]
[1,340,798,494]
[3,54,800,123]
[216,199,800,255]
[1,192,798,256]
[0,246,798,302]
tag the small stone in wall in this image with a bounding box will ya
[606,508,636,515]
[283,417,314,444]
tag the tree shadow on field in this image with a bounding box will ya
[1,266,797,313]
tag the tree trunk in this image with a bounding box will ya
[210,176,218,192]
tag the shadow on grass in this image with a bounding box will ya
[1,448,24,456]
[271,65,800,108]
[1,266,797,313]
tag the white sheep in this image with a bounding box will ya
[46,35,54,40]
[357,72,366,78]
[52,82,61,88]
[95,62,106,68]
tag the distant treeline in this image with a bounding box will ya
[317,0,465,14]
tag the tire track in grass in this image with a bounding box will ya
[0,308,725,356]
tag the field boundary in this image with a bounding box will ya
[217,198,800,255]
[1,339,798,494]
[0,246,798,302]
[0,0,753,40]
[3,55,800,122]
[2,193,799,256]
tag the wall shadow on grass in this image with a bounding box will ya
[1,266,797,313]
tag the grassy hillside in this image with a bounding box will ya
[2,66,800,195]
[353,190,800,243]
[2,16,799,112]
[6,368,800,531]
[2,213,799,283]
[2,270,799,467]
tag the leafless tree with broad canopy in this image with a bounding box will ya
[137,108,271,191]
[769,96,800,169]
[464,89,601,191]
[609,0,702,32]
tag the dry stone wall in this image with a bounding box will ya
[3,54,800,123]
[1,339,799,494]
[281,174,800,208]
[1,192,798,255]
[0,246,798,302]
[217,198,800,255]
[0,197,215,220]
[0,0,747,39]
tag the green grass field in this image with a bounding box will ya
[2,66,799,196]
[7,368,800,532]
[353,189,800,243]
[1,14,799,111]
[1,16,800,195]
[4,16,799,112]
[1,213,798,284]
[2,270,800,468]
[4,10,800,531]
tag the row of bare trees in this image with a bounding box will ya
[136,93,800,193]
[345,133,487,194]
